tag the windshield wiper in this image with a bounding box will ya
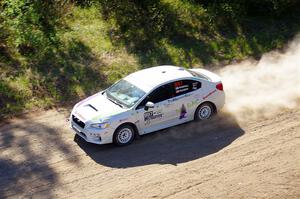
[107,96,124,108]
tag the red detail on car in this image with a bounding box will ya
[216,83,223,91]
[174,81,183,88]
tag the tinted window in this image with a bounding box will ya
[173,80,201,96]
[136,83,174,109]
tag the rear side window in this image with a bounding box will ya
[173,80,201,96]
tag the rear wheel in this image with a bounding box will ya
[113,124,135,146]
[195,103,214,121]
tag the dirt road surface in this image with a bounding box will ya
[0,108,299,198]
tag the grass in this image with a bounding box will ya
[1,0,300,118]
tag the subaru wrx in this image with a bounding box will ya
[70,65,225,146]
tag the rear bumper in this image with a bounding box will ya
[216,92,225,111]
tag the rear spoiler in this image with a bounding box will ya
[189,69,222,83]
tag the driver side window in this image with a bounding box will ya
[136,83,174,109]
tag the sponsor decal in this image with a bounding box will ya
[144,110,163,125]
[176,87,189,93]
[179,104,187,119]
[175,99,201,117]
[203,89,217,100]
[174,81,183,88]
[192,82,199,90]
[174,81,189,94]
[187,99,200,108]
[168,93,192,103]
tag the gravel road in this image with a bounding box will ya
[0,108,299,198]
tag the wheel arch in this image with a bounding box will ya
[114,122,139,136]
[202,101,217,113]
[193,101,217,119]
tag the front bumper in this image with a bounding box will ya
[70,117,114,145]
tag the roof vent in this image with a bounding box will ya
[178,67,185,71]
[162,71,166,73]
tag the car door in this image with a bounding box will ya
[135,83,176,134]
[169,79,202,123]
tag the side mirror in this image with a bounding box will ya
[144,101,154,111]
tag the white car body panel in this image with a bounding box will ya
[70,65,225,145]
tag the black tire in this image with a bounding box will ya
[113,124,135,146]
[194,103,214,121]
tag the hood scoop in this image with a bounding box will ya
[85,104,98,112]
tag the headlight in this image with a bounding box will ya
[90,122,110,129]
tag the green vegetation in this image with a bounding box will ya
[1,0,300,118]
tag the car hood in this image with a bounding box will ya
[73,92,126,123]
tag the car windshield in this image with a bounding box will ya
[106,79,146,108]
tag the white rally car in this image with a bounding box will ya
[70,65,225,146]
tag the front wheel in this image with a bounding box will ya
[113,125,135,146]
[194,103,214,121]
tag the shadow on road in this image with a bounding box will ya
[0,116,80,198]
[75,111,244,168]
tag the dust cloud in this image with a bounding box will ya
[219,35,300,122]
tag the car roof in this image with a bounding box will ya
[124,65,193,92]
